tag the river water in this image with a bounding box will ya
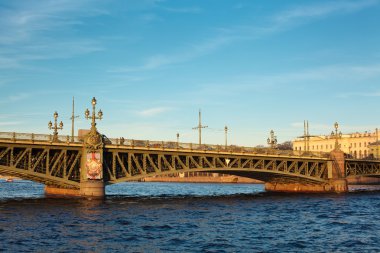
[1,180,380,252]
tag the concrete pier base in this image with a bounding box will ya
[329,179,348,193]
[265,179,348,193]
[45,186,81,197]
[80,181,105,199]
[347,176,380,185]
[45,181,105,199]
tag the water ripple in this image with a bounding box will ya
[1,181,380,252]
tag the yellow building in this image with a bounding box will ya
[368,142,380,159]
[293,131,379,159]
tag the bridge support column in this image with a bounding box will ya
[79,147,105,199]
[80,181,105,198]
[328,179,348,193]
[328,149,348,193]
[79,116,106,199]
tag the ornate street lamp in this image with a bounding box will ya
[48,111,63,142]
[331,122,342,150]
[267,129,277,149]
[85,97,103,132]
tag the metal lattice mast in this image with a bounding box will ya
[304,120,307,151]
[70,97,79,142]
[224,126,228,148]
[192,109,208,145]
[306,120,310,151]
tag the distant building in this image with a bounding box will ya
[293,131,379,159]
[368,142,380,159]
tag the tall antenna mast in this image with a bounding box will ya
[192,109,208,145]
[224,125,228,148]
[306,120,310,151]
[70,96,80,142]
[299,120,313,152]
[304,120,307,151]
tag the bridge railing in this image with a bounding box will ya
[0,132,82,144]
[106,136,330,159]
[0,131,330,158]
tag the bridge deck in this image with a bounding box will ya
[4,131,380,190]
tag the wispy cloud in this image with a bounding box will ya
[337,91,380,98]
[291,121,380,134]
[1,90,75,105]
[234,3,244,10]
[109,35,234,73]
[275,0,379,24]
[110,0,378,73]
[0,0,106,69]
[0,121,23,127]
[260,64,380,84]
[137,107,172,117]
[8,93,31,102]
[291,122,332,131]
[201,63,380,92]
[0,77,18,87]
[161,7,202,14]
[0,113,46,119]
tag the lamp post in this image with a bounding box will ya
[81,97,105,198]
[224,126,228,149]
[267,129,277,149]
[331,122,342,150]
[85,97,103,132]
[48,111,63,142]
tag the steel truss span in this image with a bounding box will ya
[0,144,81,189]
[2,134,380,190]
[103,148,329,185]
[346,159,380,178]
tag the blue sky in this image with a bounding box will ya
[1,0,380,146]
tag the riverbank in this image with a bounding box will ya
[143,175,263,184]
[0,175,19,180]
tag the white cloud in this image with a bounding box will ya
[161,7,201,14]
[0,77,17,87]
[0,0,106,68]
[137,107,172,117]
[110,0,379,73]
[8,93,31,102]
[0,56,21,69]
[234,4,244,10]
[337,91,380,98]
[0,121,22,126]
[275,0,378,23]
[109,35,234,73]
[291,121,380,134]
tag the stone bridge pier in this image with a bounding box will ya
[45,97,105,199]
[45,131,106,199]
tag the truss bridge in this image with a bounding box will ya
[1,130,379,198]
[1,97,379,198]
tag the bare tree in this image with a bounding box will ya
[277,141,293,150]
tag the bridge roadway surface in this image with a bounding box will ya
[0,132,380,195]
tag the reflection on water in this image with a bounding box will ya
[1,180,380,252]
